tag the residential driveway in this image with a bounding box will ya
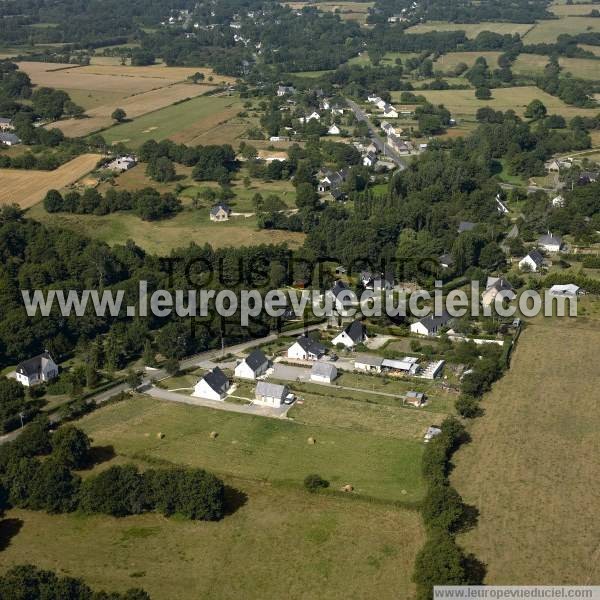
[271,363,312,382]
[145,385,291,419]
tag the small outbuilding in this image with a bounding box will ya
[310,361,337,383]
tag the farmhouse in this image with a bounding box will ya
[519,250,544,272]
[538,232,563,253]
[331,320,367,348]
[310,361,337,383]
[482,277,514,307]
[318,169,346,192]
[548,284,581,297]
[106,155,137,172]
[404,391,425,407]
[15,351,58,387]
[255,381,289,407]
[0,132,21,146]
[287,335,326,361]
[354,354,384,373]
[193,367,230,401]
[410,312,451,336]
[234,348,270,380]
[210,204,231,222]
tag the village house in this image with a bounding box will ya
[317,169,346,192]
[0,117,14,131]
[106,155,137,172]
[327,124,340,135]
[519,250,544,272]
[277,85,295,97]
[361,271,394,291]
[538,232,563,253]
[380,121,397,136]
[552,194,565,208]
[15,352,58,387]
[287,335,326,361]
[209,203,231,222]
[382,104,398,118]
[438,254,454,269]
[328,279,353,313]
[234,348,270,380]
[255,381,289,408]
[298,112,320,124]
[410,312,451,337]
[354,354,384,373]
[578,171,599,185]
[193,367,230,401]
[363,151,377,167]
[387,134,412,154]
[310,361,337,383]
[332,320,367,349]
[482,277,514,307]
[0,132,21,146]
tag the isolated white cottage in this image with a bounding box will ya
[15,352,58,387]
[193,367,230,400]
[234,348,270,380]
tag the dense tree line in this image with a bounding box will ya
[44,187,183,221]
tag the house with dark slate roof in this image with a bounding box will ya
[287,335,326,361]
[410,311,452,337]
[15,352,58,387]
[234,348,270,380]
[255,381,289,407]
[193,367,230,400]
[332,320,367,348]
[519,250,544,272]
[209,204,231,222]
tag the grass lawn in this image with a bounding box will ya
[523,16,600,43]
[100,95,245,147]
[406,21,534,38]
[76,395,426,502]
[27,204,305,253]
[391,86,600,121]
[452,315,600,584]
[435,51,502,72]
[0,480,423,600]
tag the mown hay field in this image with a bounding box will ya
[435,51,502,71]
[391,86,600,120]
[0,154,101,208]
[100,94,245,147]
[54,83,216,138]
[452,315,600,584]
[513,54,600,80]
[550,2,598,16]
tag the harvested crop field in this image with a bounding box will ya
[0,154,101,208]
[54,83,216,137]
[522,16,600,43]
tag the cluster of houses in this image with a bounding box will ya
[366,95,399,119]
[545,157,600,186]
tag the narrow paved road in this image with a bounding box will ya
[345,98,407,170]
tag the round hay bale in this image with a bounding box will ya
[157,432,165,439]
[307,437,316,445]
[342,484,354,493]
[209,431,219,439]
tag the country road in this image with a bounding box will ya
[345,98,407,170]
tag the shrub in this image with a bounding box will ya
[304,473,329,493]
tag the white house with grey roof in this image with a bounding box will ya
[0,132,21,146]
[210,204,231,222]
[410,312,452,337]
[193,367,230,400]
[287,335,326,361]
[354,354,384,373]
[234,348,270,380]
[15,352,58,387]
[331,320,367,348]
[255,381,289,407]
[538,232,563,253]
[519,250,544,272]
[310,361,337,383]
